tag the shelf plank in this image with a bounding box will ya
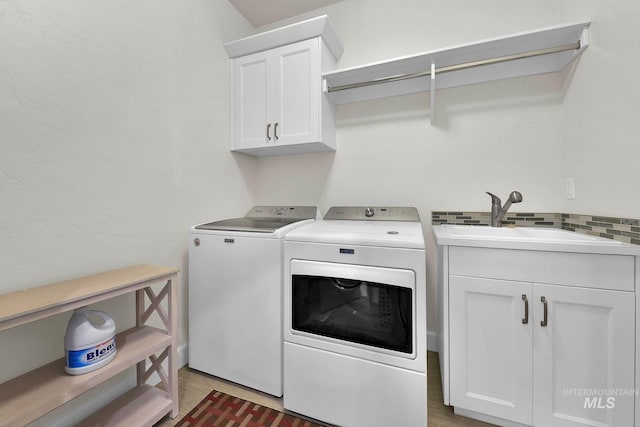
[0,326,171,427]
[323,21,590,104]
[75,385,173,427]
[0,264,178,332]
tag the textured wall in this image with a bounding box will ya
[245,0,640,341]
[250,0,567,337]
[0,1,254,424]
[2,0,639,423]
[560,0,640,218]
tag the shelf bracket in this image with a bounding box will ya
[430,61,436,126]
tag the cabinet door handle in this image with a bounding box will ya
[266,123,272,141]
[522,294,528,324]
[274,122,279,140]
[540,296,548,327]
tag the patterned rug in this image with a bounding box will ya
[175,389,327,427]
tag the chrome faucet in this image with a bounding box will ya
[486,191,523,227]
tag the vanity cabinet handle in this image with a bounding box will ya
[522,294,529,324]
[274,122,279,140]
[540,296,548,327]
[266,123,272,141]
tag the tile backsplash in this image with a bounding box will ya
[431,211,640,245]
[562,213,640,245]
[432,211,562,227]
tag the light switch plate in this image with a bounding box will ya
[566,178,575,200]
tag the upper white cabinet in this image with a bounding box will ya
[224,16,342,157]
[323,21,590,122]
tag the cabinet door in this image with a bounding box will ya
[273,38,320,146]
[449,275,533,425]
[231,50,273,150]
[533,284,635,427]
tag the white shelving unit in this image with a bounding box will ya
[0,264,179,427]
[323,21,590,121]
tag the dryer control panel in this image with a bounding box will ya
[324,207,420,222]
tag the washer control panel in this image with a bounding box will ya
[324,207,420,222]
[245,206,318,220]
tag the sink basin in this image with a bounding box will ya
[433,224,640,255]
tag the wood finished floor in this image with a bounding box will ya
[155,351,495,427]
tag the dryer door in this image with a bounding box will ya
[286,260,416,361]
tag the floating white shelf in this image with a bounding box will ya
[323,21,590,108]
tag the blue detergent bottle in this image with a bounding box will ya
[64,309,117,375]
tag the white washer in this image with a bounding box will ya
[189,206,318,397]
[283,207,427,427]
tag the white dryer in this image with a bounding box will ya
[283,207,427,427]
[189,206,318,397]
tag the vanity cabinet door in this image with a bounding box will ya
[533,284,635,427]
[449,275,533,425]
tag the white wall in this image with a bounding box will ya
[2,0,639,422]
[0,1,254,424]
[560,0,640,218]
[251,0,571,334]
[253,0,640,341]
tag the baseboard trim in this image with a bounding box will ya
[454,407,529,427]
[177,342,189,368]
[427,330,438,352]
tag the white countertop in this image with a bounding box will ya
[432,225,640,256]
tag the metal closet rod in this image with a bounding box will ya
[327,40,581,93]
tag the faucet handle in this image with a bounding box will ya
[509,191,523,203]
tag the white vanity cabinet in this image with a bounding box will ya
[224,16,342,157]
[433,225,640,427]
